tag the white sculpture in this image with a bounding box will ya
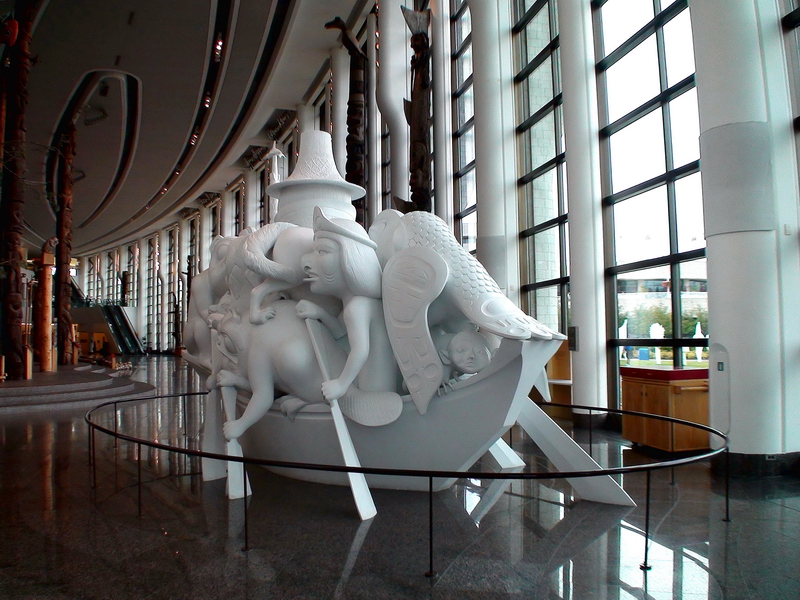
[184,130,634,515]
[297,207,403,425]
[439,324,495,387]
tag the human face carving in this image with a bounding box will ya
[449,331,492,374]
[301,236,346,298]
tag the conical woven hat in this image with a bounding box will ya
[267,131,364,227]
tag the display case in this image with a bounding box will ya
[620,367,709,452]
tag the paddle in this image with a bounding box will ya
[305,318,377,520]
[220,384,252,499]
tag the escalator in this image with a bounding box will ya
[101,305,145,355]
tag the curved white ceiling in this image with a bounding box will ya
[22,0,364,255]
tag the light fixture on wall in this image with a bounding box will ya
[83,105,108,126]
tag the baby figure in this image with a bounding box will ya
[438,325,494,390]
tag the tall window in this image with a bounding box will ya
[258,165,269,227]
[145,236,160,351]
[105,249,120,303]
[232,181,245,236]
[514,0,568,334]
[166,227,180,351]
[594,0,706,380]
[209,201,221,241]
[451,0,476,251]
[86,255,100,301]
[187,218,200,278]
[380,123,392,212]
[125,244,138,306]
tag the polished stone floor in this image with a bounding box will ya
[1,356,799,599]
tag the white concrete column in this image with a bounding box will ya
[220,190,234,238]
[377,0,411,205]
[430,0,454,226]
[159,228,170,351]
[692,0,800,455]
[244,169,259,230]
[557,0,607,409]
[330,45,350,177]
[296,102,315,133]
[199,205,210,271]
[468,1,518,296]
[366,11,382,222]
[178,217,191,313]
[269,152,283,223]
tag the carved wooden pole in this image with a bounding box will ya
[56,123,76,365]
[35,239,57,372]
[0,17,18,177]
[1,2,33,380]
[325,17,368,225]
[403,7,432,214]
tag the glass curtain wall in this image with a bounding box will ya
[232,181,245,236]
[594,0,706,377]
[187,218,200,278]
[145,236,160,352]
[166,227,180,351]
[451,0,477,252]
[85,255,99,301]
[257,165,269,227]
[209,201,221,243]
[513,0,568,334]
[105,249,119,303]
[125,244,138,306]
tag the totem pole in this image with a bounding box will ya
[0,1,32,379]
[56,123,76,365]
[399,7,432,214]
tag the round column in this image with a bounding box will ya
[468,1,517,293]
[557,0,607,409]
[330,45,350,177]
[692,0,800,455]
[296,102,315,133]
[244,169,259,229]
[430,0,454,225]
[377,0,411,205]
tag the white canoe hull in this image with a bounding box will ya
[237,337,561,491]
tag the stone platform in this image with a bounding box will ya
[0,362,155,414]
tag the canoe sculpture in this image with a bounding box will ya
[184,131,633,513]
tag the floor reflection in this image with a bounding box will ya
[0,356,798,599]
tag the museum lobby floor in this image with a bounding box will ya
[1,356,798,599]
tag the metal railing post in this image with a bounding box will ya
[425,476,436,578]
[640,470,652,571]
